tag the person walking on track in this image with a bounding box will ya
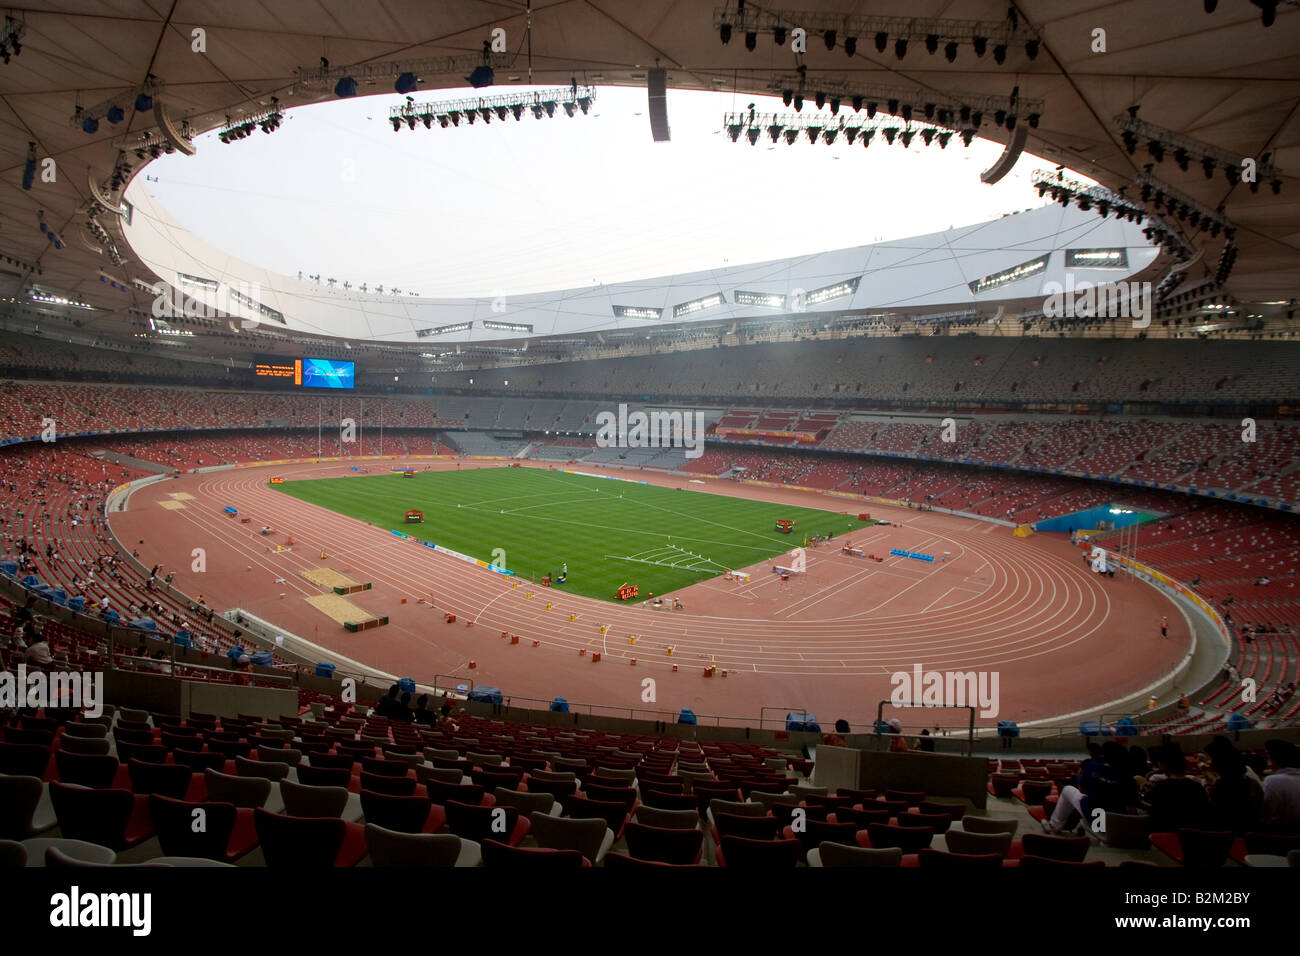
[1160,615,1169,639]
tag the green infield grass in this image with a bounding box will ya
[272,466,869,602]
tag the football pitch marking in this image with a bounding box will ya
[603,544,730,575]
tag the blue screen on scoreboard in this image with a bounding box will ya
[302,358,355,389]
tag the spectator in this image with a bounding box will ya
[1201,737,1264,834]
[918,728,936,753]
[24,636,54,667]
[374,685,400,719]
[1261,740,1300,832]
[1126,745,1150,782]
[412,694,437,725]
[440,694,454,719]
[391,692,415,723]
[1141,745,1211,833]
[885,717,909,753]
[1045,742,1138,834]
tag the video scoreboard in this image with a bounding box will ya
[254,357,355,389]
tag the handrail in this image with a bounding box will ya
[758,706,812,731]
[110,651,294,686]
[479,691,768,729]
[876,700,975,756]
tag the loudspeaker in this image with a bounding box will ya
[153,99,197,157]
[980,122,1027,185]
[648,68,670,142]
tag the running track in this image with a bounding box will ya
[110,459,1186,730]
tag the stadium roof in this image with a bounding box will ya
[124,184,1157,343]
[0,1,1296,349]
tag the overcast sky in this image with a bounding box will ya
[145,86,1075,298]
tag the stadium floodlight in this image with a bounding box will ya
[672,293,726,319]
[483,320,533,333]
[805,277,861,305]
[735,291,786,309]
[1,16,24,63]
[612,305,664,320]
[220,98,283,144]
[717,7,1035,67]
[1114,111,1282,193]
[416,322,473,337]
[391,88,595,134]
[725,111,964,154]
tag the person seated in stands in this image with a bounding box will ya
[1200,737,1264,834]
[885,717,909,753]
[917,728,936,753]
[1126,745,1151,783]
[23,633,54,667]
[1261,740,1300,833]
[1141,745,1211,833]
[412,694,437,725]
[1266,682,1296,715]
[373,685,400,718]
[391,692,415,723]
[16,597,35,629]
[1044,741,1137,834]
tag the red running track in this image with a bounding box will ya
[110,459,1188,730]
